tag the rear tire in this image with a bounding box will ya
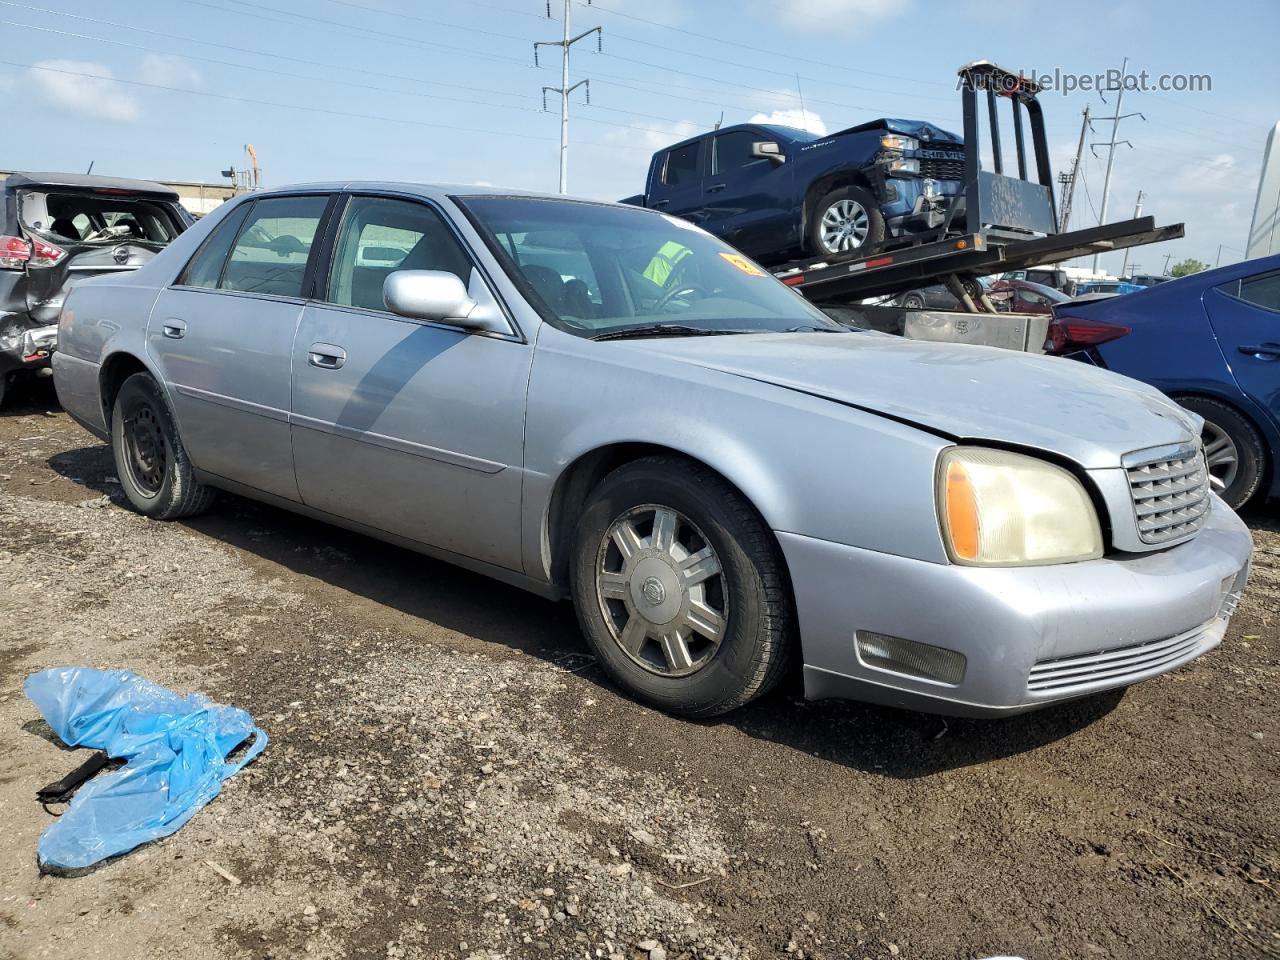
[570,456,794,717]
[1174,395,1266,509]
[809,185,885,257]
[111,372,215,519]
[899,292,926,310]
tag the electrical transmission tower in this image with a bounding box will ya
[1057,105,1090,232]
[535,0,602,194]
[1089,56,1146,271]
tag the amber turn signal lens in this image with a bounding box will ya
[944,460,980,560]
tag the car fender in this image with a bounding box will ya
[520,331,951,584]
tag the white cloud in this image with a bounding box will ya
[30,59,140,123]
[749,109,828,136]
[138,54,202,89]
[773,0,906,31]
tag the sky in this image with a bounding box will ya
[2,0,1277,275]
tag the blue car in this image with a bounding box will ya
[1076,280,1147,296]
[1045,254,1280,508]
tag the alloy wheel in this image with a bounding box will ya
[819,199,870,254]
[1202,421,1240,492]
[595,504,729,677]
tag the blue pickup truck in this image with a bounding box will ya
[621,119,964,266]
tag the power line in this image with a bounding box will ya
[578,0,953,89]
[0,17,546,114]
[183,0,542,69]
[0,2,536,102]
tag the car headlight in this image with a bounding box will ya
[885,158,920,175]
[937,447,1103,566]
[880,134,919,151]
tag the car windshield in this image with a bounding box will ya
[459,195,842,337]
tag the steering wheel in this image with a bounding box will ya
[654,284,706,312]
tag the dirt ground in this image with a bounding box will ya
[1,384,1277,960]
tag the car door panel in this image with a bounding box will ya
[290,304,530,570]
[702,131,794,257]
[1204,275,1280,423]
[145,193,330,501]
[288,193,531,572]
[647,140,708,223]
[147,288,302,501]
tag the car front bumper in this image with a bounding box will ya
[779,495,1252,717]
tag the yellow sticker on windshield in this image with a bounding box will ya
[719,252,767,276]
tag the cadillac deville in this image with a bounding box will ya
[53,183,1252,719]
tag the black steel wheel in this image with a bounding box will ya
[110,372,215,519]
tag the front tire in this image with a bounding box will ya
[1175,395,1266,509]
[111,372,215,519]
[809,185,885,257]
[570,456,794,717]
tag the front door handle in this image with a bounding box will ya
[651,199,670,209]
[1238,343,1280,359]
[308,343,346,369]
[707,183,727,193]
[162,319,186,339]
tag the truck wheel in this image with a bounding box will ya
[570,456,794,717]
[111,372,216,519]
[810,186,885,256]
[1174,396,1266,509]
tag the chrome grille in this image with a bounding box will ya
[1125,443,1211,545]
[1028,626,1208,694]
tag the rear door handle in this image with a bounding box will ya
[650,199,670,208]
[162,319,186,339]
[1238,343,1280,359]
[308,343,346,369]
[707,183,727,193]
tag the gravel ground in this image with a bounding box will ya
[1,386,1277,960]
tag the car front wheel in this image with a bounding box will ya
[570,456,793,717]
[810,185,885,257]
[111,372,215,519]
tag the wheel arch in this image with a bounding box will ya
[801,169,874,252]
[98,351,158,425]
[542,441,793,594]
[1168,388,1278,495]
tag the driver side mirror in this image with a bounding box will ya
[383,270,500,332]
[752,141,786,164]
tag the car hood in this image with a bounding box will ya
[829,118,963,143]
[620,333,1199,469]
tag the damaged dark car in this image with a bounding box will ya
[1,172,192,406]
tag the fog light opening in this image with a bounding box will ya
[855,631,967,686]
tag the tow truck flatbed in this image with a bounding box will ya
[772,215,1185,305]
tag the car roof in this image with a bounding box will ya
[246,181,639,207]
[4,171,180,199]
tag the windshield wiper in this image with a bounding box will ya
[589,323,755,341]
[784,324,847,333]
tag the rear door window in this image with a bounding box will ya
[221,195,328,298]
[662,142,701,186]
[1231,271,1280,313]
[176,202,254,289]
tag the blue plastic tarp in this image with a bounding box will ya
[25,667,267,873]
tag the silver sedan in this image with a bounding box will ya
[53,183,1252,718]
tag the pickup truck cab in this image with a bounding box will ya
[622,119,964,265]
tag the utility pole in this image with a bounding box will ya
[1089,57,1146,272]
[535,0,601,194]
[1163,252,1173,274]
[1217,243,1224,267]
[1119,190,1144,278]
[1058,104,1090,232]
